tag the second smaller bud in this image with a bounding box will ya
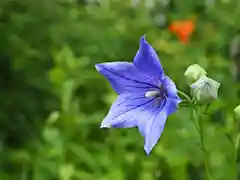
[184,64,207,85]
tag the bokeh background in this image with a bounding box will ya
[1,0,240,179]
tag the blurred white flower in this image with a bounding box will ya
[153,14,167,27]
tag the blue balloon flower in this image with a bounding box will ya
[95,35,181,155]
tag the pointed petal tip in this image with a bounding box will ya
[144,146,152,156]
[177,97,183,104]
[95,64,101,72]
[95,62,114,72]
[140,34,146,39]
[100,122,111,128]
[139,34,151,53]
[140,34,147,43]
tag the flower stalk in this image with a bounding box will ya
[193,106,213,180]
[177,90,192,103]
[178,90,213,180]
[229,105,240,179]
[226,132,239,179]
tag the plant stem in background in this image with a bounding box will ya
[233,134,240,164]
[232,133,240,179]
[177,90,213,180]
[226,119,240,179]
[192,108,213,180]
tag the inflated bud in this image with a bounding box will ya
[191,76,220,103]
[184,64,207,85]
[233,105,240,121]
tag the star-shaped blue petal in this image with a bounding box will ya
[134,35,164,77]
[95,35,181,155]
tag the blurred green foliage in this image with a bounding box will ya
[1,0,240,179]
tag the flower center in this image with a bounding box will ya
[145,84,167,108]
[145,90,160,98]
[145,84,167,99]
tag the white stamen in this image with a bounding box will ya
[145,90,159,98]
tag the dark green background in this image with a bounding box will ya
[0,0,240,179]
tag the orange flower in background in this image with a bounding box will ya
[169,20,195,44]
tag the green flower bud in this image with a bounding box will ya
[184,64,207,85]
[191,76,220,103]
[233,105,240,121]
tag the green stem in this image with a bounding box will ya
[177,89,213,179]
[226,133,234,146]
[199,117,212,180]
[233,133,240,179]
[227,115,240,179]
[234,134,240,162]
[177,90,192,103]
[192,109,213,180]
